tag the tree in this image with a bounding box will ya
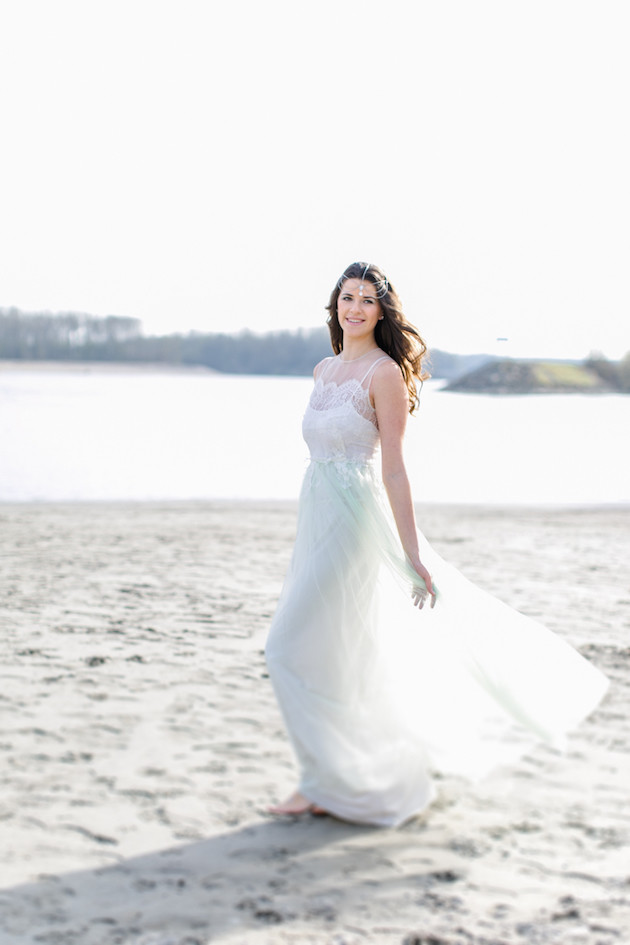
[618,351,630,391]
[584,351,620,389]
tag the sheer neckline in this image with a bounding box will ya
[338,348,381,364]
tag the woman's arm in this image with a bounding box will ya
[372,362,436,607]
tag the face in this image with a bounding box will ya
[337,278,382,340]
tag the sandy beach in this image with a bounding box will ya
[0,500,628,945]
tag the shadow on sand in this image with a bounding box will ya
[1,813,438,944]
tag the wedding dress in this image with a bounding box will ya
[265,352,609,827]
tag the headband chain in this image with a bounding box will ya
[337,263,389,299]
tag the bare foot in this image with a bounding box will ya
[268,791,327,816]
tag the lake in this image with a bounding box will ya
[1,365,628,505]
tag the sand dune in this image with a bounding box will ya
[0,501,628,944]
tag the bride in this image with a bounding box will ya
[265,261,608,827]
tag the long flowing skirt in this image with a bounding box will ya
[265,460,609,827]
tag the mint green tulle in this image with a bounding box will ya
[266,356,609,827]
[266,457,608,826]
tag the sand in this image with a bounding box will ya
[0,500,628,945]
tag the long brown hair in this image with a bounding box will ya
[325,261,430,414]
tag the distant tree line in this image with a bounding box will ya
[6,308,626,384]
[585,352,630,391]
[1,308,470,377]
[0,308,333,376]
[0,308,142,361]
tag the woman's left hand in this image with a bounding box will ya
[410,560,437,609]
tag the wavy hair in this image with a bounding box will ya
[325,261,430,414]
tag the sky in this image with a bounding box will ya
[1,0,628,359]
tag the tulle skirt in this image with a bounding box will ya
[265,459,609,827]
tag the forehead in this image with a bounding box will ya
[341,278,377,298]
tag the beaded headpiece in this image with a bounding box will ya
[337,262,389,299]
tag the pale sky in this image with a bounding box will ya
[1,0,628,359]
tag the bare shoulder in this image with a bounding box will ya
[313,356,334,381]
[372,354,402,380]
[371,356,407,402]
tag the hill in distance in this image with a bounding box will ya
[445,358,615,394]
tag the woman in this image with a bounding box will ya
[265,261,608,827]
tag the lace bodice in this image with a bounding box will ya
[302,353,390,464]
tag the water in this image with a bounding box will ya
[1,366,628,505]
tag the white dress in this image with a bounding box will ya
[265,352,609,827]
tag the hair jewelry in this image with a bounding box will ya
[337,262,389,299]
